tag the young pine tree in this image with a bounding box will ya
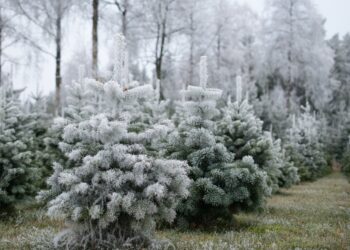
[217,76,298,193]
[26,93,54,188]
[43,67,101,172]
[38,35,190,249]
[0,84,37,213]
[269,138,299,189]
[285,104,329,181]
[164,58,270,227]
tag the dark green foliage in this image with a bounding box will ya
[0,87,38,213]
[165,86,270,226]
[287,128,330,181]
[285,105,330,181]
[26,95,56,189]
[217,100,299,193]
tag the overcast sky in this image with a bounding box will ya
[238,0,350,37]
[14,0,350,99]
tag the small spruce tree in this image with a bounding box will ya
[43,67,100,171]
[217,77,298,193]
[269,138,300,188]
[39,112,190,249]
[26,93,54,188]
[164,57,270,227]
[285,104,329,181]
[0,84,37,213]
[39,35,190,249]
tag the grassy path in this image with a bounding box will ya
[160,172,350,249]
[0,173,349,249]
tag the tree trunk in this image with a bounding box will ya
[122,9,127,37]
[156,29,166,101]
[155,2,168,101]
[114,0,128,37]
[188,11,195,87]
[286,0,294,111]
[155,57,163,100]
[92,0,99,78]
[216,26,221,71]
[55,16,62,115]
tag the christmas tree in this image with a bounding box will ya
[164,57,270,227]
[269,137,300,189]
[43,66,100,174]
[38,35,190,249]
[217,77,291,193]
[0,83,37,213]
[25,93,54,189]
[285,104,329,181]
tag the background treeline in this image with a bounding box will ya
[0,0,349,155]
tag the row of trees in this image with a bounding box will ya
[1,0,350,157]
[0,37,331,247]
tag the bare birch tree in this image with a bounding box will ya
[140,0,183,100]
[92,0,99,78]
[0,0,21,86]
[12,0,73,114]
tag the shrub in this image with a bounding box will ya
[217,98,299,192]
[0,84,37,213]
[164,59,270,226]
[285,104,329,181]
[39,45,191,247]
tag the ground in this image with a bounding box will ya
[0,173,349,249]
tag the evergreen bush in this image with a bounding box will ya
[0,84,37,213]
[164,58,270,227]
[285,104,329,181]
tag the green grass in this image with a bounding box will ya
[1,173,350,249]
[159,172,350,249]
[0,204,64,249]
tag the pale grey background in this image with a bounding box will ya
[12,0,350,99]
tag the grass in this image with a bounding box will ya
[0,204,64,249]
[1,172,349,249]
[160,172,350,249]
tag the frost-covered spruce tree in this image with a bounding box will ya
[164,57,270,227]
[171,84,188,128]
[268,137,299,189]
[38,35,190,249]
[144,80,173,125]
[130,80,172,132]
[216,76,296,193]
[109,36,175,158]
[63,66,101,122]
[44,67,100,170]
[25,93,54,188]
[40,113,190,249]
[0,84,37,213]
[127,79,175,157]
[285,104,329,181]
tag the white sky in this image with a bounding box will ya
[13,0,350,99]
[238,0,350,37]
